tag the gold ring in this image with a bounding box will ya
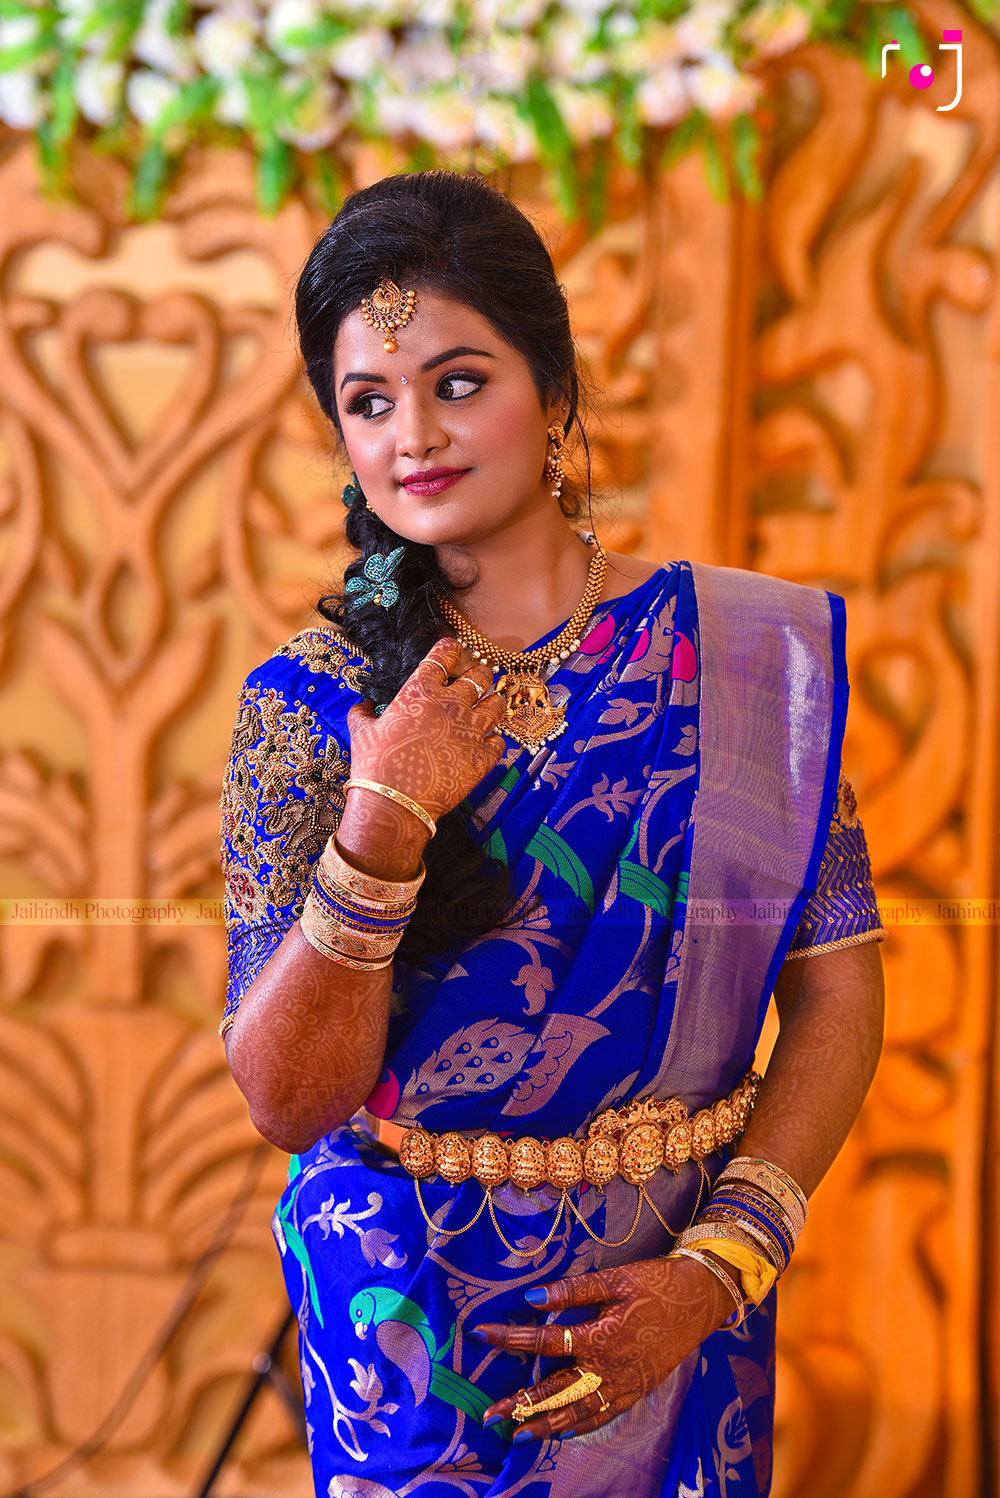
[517,1369,602,1416]
[510,1389,535,1423]
[563,1326,573,1356]
[423,660,451,685]
[596,1388,610,1413]
[454,675,486,701]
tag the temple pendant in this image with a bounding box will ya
[494,670,568,753]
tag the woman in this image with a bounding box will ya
[220,170,885,1498]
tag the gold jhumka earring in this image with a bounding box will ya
[360,277,418,352]
[543,423,566,500]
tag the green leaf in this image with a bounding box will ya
[519,73,574,167]
[0,37,49,72]
[165,0,188,35]
[485,826,508,865]
[584,147,610,234]
[256,133,293,216]
[661,108,702,171]
[128,138,168,219]
[284,18,358,48]
[310,150,342,216]
[50,49,79,143]
[149,74,221,139]
[618,860,676,917]
[405,139,436,174]
[730,112,763,203]
[701,123,730,203]
[525,825,595,913]
[616,79,642,167]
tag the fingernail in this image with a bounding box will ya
[562,1429,577,1440]
[467,1328,489,1342]
[483,1414,503,1430]
[524,1287,547,1306]
[512,1428,536,1444]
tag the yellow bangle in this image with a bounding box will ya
[684,1236,778,1305]
[345,778,437,837]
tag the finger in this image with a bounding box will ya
[481,1367,579,1426]
[469,1320,575,1359]
[514,1381,623,1444]
[525,1270,620,1311]
[451,659,496,695]
[563,1387,639,1438]
[483,732,507,760]
[471,690,509,730]
[422,635,465,670]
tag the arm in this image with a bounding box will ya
[224,792,429,1155]
[738,938,884,1197]
[223,635,506,1154]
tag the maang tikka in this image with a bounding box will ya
[360,277,418,353]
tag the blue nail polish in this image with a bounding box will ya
[467,1328,489,1342]
[524,1287,547,1306]
[562,1429,577,1439]
[512,1427,535,1444]
[483,1414,503,1430]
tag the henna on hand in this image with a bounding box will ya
[346,635,509,827]
[476,1255,731,1442]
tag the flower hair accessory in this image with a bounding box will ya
[346,546,406,610]
[360,277,417,352]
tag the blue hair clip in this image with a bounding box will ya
[341,472,364,509]
[345,546,406,610]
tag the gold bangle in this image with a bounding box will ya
[668,1247,745,1328]
[299,919,394,969]
[716,1157,808,1232]
[345,778,437,837]
[304,880,414,956]
[321,836,426,903]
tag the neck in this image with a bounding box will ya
[435,514,596,654]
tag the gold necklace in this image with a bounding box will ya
[434,551,608,753]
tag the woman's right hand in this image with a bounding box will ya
[345,635,509,825]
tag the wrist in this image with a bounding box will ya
[336,795,430,881]
[668,1248,744,1332]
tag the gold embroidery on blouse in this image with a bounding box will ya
[274,625,374,693]
[783,927,886,961]
[219,683,350,933]
[835,770,859,829]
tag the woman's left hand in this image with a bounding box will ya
[475,1254,734,1441]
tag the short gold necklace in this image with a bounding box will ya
[434,550,608,753]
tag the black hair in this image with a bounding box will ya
[295,169,594,966]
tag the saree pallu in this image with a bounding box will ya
[221,559,848,1498]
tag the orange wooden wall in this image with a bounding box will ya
[0,3,997,1491]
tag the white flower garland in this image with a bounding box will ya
[0,1,980,217]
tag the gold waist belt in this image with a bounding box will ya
[396,1070,760,1194]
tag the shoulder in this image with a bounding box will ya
[226,624,370,747]
[686,560,843,640]
[271,623,372,691]
[687,560,836,605]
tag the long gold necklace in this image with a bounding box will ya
[434,551,608,753]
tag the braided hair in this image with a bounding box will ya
[295,170,595,966]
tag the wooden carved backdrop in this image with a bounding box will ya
[0,2,997,1490]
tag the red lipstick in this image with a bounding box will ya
[401,467,470,497]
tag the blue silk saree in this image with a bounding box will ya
[220,558,855,1497]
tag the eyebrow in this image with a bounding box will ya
[339,345,497,393]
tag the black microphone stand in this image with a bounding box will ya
[193,1307,306,1498]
